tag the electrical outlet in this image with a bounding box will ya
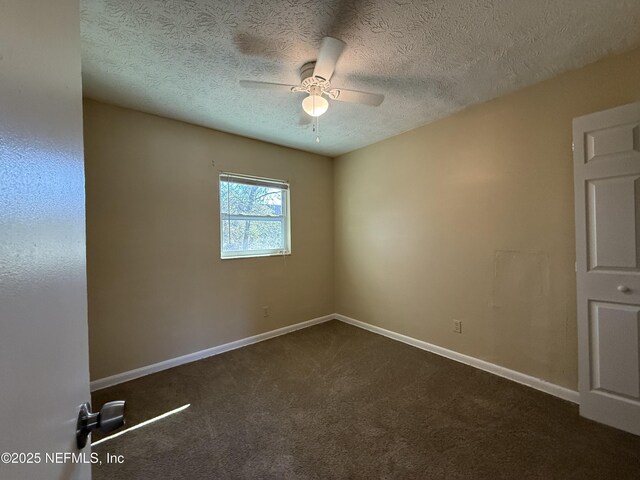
[453,319,462,334]
[263,306,269,318]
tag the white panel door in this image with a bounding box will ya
[573,102,640,436]
[0,1,92,479]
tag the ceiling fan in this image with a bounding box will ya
[239,37,384,122]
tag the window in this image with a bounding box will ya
[219,172,291,259]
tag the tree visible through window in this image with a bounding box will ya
[219,173,291,258]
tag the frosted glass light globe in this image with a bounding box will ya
[302,94,328,117]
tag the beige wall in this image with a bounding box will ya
[334,46,640,390]
[84,99,334,380]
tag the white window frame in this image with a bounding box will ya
[219,172,291,259]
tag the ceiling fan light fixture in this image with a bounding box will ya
[302,94,328,117]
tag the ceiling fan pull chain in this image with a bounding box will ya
[315,116,320,143]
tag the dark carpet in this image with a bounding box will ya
[92,320,640,479]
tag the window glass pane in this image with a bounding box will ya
[220,181,283,217]
[221,219,284,252]
[219,174,290,258]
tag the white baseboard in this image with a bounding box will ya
[335,314,580,404]
[92,312,580,405]
[90,314,335,391]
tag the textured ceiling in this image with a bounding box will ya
[80,0,640,157]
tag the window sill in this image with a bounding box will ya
[221,251,291,260]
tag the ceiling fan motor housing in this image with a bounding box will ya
[300,61,316,81]
[299,61,331,94]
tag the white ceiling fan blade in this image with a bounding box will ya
[330,88,384,106]
[312,37,345,81]
[239,80,298,92]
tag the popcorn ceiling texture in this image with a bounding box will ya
[80,0,640,156]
